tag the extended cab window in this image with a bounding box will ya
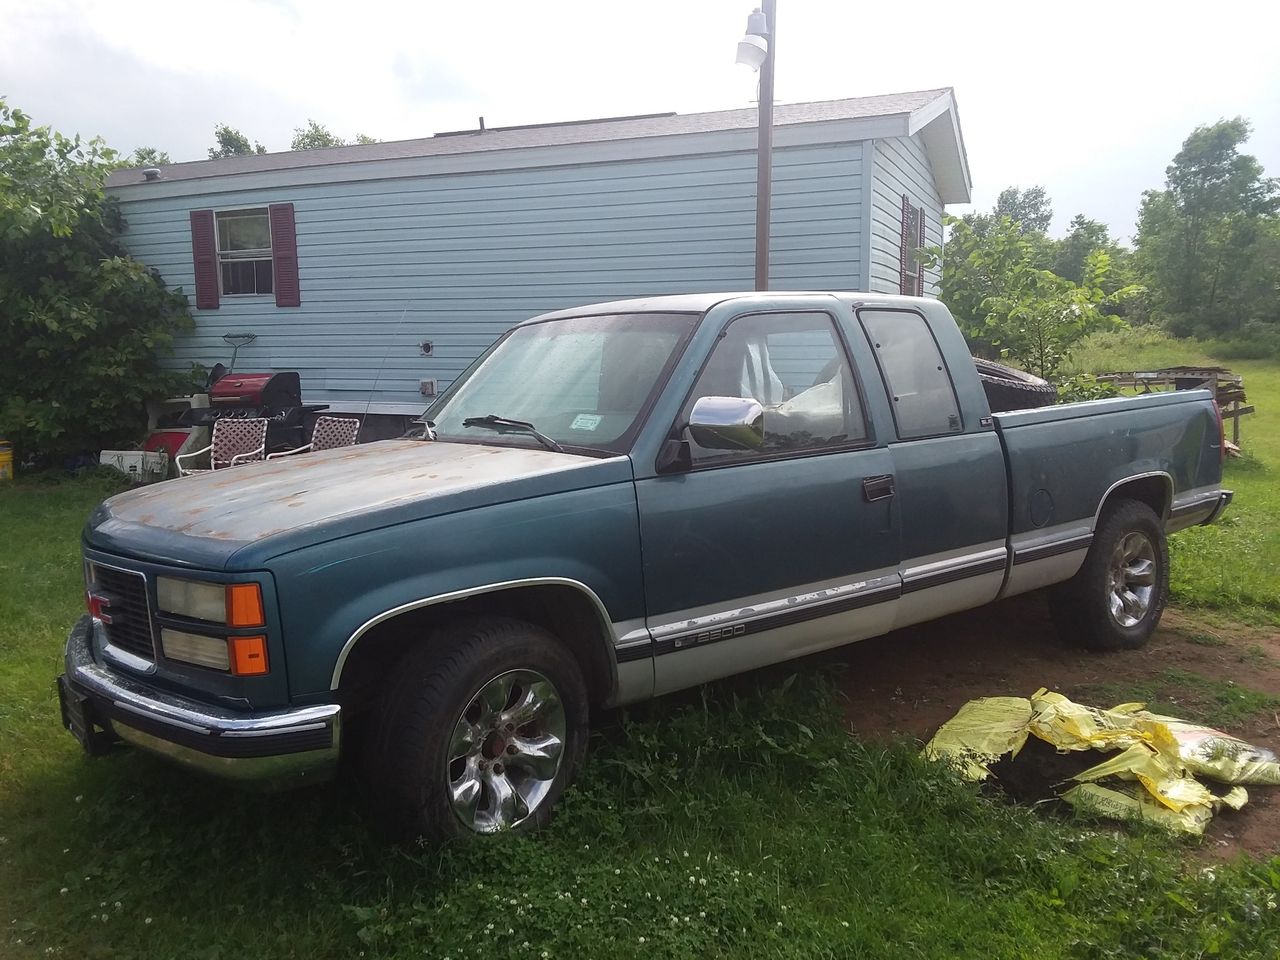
[683,311,867,464]
[858,309,962,439]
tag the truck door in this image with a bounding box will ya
[854,307,1009,629]
[635,308,900,696]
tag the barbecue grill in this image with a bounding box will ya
[174,372,329,451]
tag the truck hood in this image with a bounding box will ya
[85,440,633,570]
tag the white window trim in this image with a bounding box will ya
[214,208,275,297]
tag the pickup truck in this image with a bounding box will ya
[58,292,1232,839]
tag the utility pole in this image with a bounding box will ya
[753,0,776,291]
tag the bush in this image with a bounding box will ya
[0,100,195,465]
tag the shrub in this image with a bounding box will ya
[0,100,195,465]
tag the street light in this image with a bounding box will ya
[736,2,775,291]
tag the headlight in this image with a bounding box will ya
[156,578,264,627]
[161,628,231,671]
[157,577,226,622]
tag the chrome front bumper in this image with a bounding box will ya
[59,615,340,784]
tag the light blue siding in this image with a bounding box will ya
[114,142,865,411]
[868,135,944,298]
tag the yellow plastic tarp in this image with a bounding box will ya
[923,689,1279,835]
[920,696,1034,780]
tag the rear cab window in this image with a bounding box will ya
[857,309,963,439]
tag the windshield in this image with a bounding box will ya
[427,312,696,453]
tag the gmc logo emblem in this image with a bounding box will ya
[86,590,113,624]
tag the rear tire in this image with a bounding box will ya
[1049,499,1168,651]
[973,358,1057,412]
[363,616,589,842]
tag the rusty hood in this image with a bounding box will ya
[85,440,632,570]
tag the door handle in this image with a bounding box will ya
[862,474,895,502]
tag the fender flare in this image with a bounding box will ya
[328,576,621,692]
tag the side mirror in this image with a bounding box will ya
[688,396,765,451]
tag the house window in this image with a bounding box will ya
[215,209,274,296]
[901,200,923,295]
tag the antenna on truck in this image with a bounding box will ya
[360,300,413,441]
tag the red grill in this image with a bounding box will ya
[177,371,328,451]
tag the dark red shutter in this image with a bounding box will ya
[190,210,219,310]
[899,194,911,295]
[269,203,301,307]
[917,210,927,297]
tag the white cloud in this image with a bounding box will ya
[1,0,1277,237]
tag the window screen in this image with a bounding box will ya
[859,309,962,439]
[683,312,867,464]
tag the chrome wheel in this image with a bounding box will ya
[447,669,566,833]
[1107,531,1156,628]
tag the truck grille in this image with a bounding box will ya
[94,565,156,661]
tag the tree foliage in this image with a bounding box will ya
[993,185,1054,235]
[129,146,171,167]
[0,100,194,463]
[930,215,1134,378]
[1134,118,1279,338]
[209,123,267,159]
[291,119,347,151]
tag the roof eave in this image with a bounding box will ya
[907,89,972,205]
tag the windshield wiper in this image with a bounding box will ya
[461,414,565,453]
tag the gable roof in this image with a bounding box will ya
[107,87,971,203]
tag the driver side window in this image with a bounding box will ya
[683,311,867,463]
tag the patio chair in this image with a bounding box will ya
[175,417,269,476]
[266,416,361,460]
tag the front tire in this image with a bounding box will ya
[364,617,589,842]
[1050,499,1169,651]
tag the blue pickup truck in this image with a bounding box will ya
[59,292,1231,839]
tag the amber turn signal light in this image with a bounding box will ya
[226,583,265,628]
[229,635,269,676]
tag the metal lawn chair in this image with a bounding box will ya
[266,416,361,460]
[175,417,269,476]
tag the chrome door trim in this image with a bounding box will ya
[330,577,620,691]
[900,544,1008,594]
[648,572,902,657]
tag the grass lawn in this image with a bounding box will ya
[2,337,1280,958]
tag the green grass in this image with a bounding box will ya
[1069,328,1280,624]
[1082,669,1280,730]
[3,475,1280,958]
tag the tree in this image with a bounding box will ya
[0,100,194,463]
[1053,215,1112,284]
[354,133,379,145]
[994,185,1053,235]
[209,123,266,159]
[129,146,170,167]
[291,120,346,151]
[1134,117,1279,337]
[929,215,1133,379]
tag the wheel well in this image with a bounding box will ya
[1098,475,1171,526]
[336,585,615,716]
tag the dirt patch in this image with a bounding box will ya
[821,595,1280,860]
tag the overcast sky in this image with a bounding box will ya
[2,0,1277,241]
